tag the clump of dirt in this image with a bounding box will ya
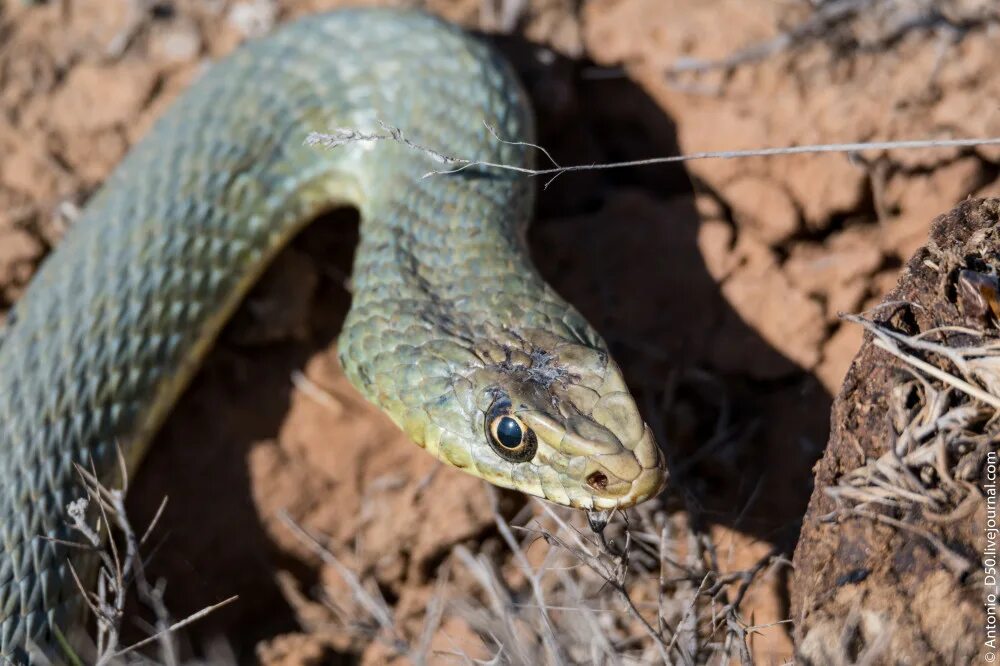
[793,198,998,665]
[1,0,999,663]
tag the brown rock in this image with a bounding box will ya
[52,128,129,187]
[0,140,64,199]
[826,278,868,321]
[149,17,204,65]
[785,228,884,297]
[257,632,330,666]
[697,218,736,282]
[0,227,43,301]
[772,153,868,230]
[882,157,983,256]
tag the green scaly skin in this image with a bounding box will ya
[0,9,667,660]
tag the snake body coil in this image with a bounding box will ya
[0,10,666,659]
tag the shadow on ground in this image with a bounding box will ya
[124,37,832,659]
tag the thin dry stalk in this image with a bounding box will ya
[821,312,996,582]
[277,510,409,655]
[307,120,1000,189]
[831,315,997,520]
[52,452,236,665]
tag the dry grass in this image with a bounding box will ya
[821,312,999,576]
[270,489,789,665]
[36,453,236,666]
[45,430,789,665]
[665,0,1000,76]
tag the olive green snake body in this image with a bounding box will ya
[0,9,666,660]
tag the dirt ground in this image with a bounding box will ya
[0,0,996,664]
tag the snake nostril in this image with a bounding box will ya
[586,471,609,491]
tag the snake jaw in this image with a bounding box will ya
[345,316,668,509]
[585,379,669,508]
[352,331,669,510]
[604,424,669,509]
[520,396,668,510]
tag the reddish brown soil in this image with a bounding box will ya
[0,0,997,663]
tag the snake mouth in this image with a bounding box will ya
[579,424,668,510]
[588,465,668,510]
[519,408,668,510]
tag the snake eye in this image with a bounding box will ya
[485,400,537,463]
[492,416,524,449]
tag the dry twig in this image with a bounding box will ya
[49,451,236,665]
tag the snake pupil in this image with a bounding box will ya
[484,399,537,462]
[495,416,523,448]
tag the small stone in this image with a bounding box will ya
[697,218,736,282]
[150,19,203,64]
[227,0,277,39]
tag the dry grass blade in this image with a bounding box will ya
[845,313,1000,408]
[823,311,997,577]
[484,486,566,665]
[48,453,238,665]
[111,596,239,660]
[307,120,1000,190]
[276,510,409,655]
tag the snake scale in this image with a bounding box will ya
[0,9,667,660]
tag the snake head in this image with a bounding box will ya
[383,326,668,510]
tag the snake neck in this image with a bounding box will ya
[336,146,613,443]
[357,171,537,319]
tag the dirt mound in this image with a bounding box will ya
[793,198,997,665]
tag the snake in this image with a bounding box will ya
[0,8,667,661]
